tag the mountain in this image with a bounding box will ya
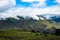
[37,14,60,22]
[37,14,60,29]
[0,15,60,34]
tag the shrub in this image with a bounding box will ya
[31,30,36,33]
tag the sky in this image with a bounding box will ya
[0,0,60,20]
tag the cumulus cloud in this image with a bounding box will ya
[0,4,60,20]
[0,0,60,20]
[56,0,60,3]
[0,0,16,12]
[22,0,46,2]
[22,0,46,7]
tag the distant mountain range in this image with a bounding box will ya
[0,14,60,22]
[0,14,60,34]
[37,14,60,22]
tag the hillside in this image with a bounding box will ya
[0,15,60,34]
[0,15,60,40]
[0,29,60,40]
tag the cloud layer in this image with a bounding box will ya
[56,0,60,3]
[0,0,60,20]
[0,0,16,12]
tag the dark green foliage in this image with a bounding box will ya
[0,29,59,40]
[37,31,39,33]
[24,29,27,31]
[31,30,36,33]
[56,29,60,35]
[40,33,42,35]
[35,33,38,35]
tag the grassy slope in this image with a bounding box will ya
[39,20,60,29]
[0,29,60,40]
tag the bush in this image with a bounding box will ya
[37,31,40,33]
[31,30,36,33]
[36,33,38,35]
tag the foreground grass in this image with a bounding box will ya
[0,29,60,40]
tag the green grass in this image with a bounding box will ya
[0,29,60,40]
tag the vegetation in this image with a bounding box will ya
[0,29,59,40]
[0,16,60,40]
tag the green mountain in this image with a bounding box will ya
[0,16,60,34]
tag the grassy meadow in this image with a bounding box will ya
[0,29,60,40]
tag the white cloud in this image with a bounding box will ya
[0,0,16,11]
[56,0,60,3]
[21,0,60,8]
[22,0,46,2]
[22,0,35,2]
[22,0,46,7]
[0,4,60,20]
[0,0,16,7]
[0,0,60,20]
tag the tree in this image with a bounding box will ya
[31,30,36,33]
[37,31,40,33]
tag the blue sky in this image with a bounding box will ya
[16,0,58,7]
[0,0,60,19]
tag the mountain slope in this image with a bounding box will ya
[0,15,60,34]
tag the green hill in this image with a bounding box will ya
[0,29,59,40]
